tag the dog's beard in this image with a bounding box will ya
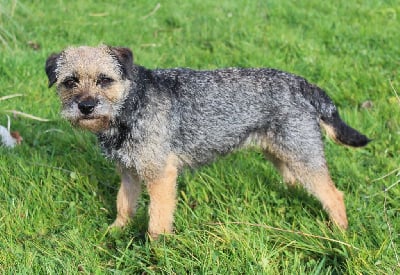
[76,116,111,132]
[61,103,114,133]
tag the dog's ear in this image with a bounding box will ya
[45,52,61,88]
[108,47,134,79]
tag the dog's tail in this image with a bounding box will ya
[301,81,371,147]
[320,112,371,147]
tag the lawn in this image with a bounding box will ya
[0,0,399,273]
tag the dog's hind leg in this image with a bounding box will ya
[263,153,296,186]
[288,162,348,229]
[269,153,348,229]
[260,116,348,229]
[304,171,348,229]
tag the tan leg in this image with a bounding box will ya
[146,157,178,239]
[306,173,348,229]
[290,165,348,229]
[110,167,142,228]
[264,152,296,185]
[259,122,348,229]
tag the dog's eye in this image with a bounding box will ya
[62,77,78,89]
[97,75,114,87]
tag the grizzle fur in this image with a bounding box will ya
[100,59,369,174]
[45,45,369,235]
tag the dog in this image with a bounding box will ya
[45,45,370,239]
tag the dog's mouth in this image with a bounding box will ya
[76,116,110,133]
[79,114,99,120]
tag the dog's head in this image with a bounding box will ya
[45,45,134,133]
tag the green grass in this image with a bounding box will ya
[0,0,399,273]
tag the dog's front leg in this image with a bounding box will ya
[110,167,142,228]
[146,159,178,239]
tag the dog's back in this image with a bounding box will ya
[150,67,369,166]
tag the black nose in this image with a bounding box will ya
[78,99,97,115]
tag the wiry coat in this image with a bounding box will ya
[99,65,367,178]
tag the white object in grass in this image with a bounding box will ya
[0,125,17,147]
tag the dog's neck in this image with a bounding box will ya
[96,66,154,156]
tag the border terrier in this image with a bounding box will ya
[45,45,370,238]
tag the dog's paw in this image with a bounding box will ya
[108,217,129,229]
[147,231,159,241]
[147,227,174,241]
